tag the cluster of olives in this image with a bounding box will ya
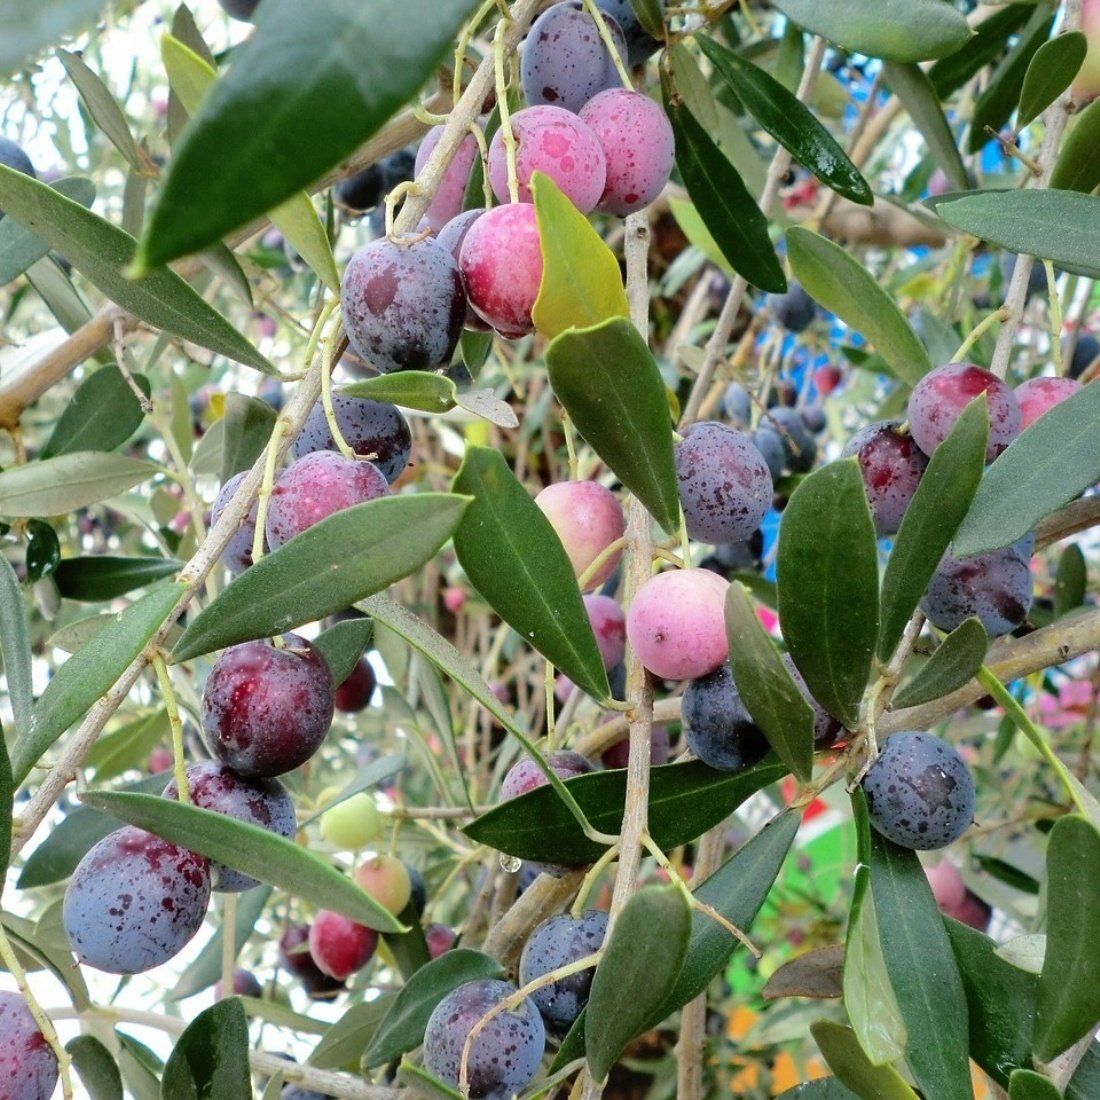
[336,1,676,376]
[61,397,418,979]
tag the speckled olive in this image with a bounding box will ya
[341,237,466,374]
[675,421,773,544]
[861,732,975,850]
[162,762,295,891]
[63,826,211,974]
[423,979,546,1099]
[291,396,411,484]
[519,910,608,1031]
[200,635,334,779]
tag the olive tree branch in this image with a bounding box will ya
[576,209,655,1100]
[578,605,1100,760]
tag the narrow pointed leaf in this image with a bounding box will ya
[173,494,468,661]
[0,164,273,372]
[452,446,609,701]
[0,176,94,285]
[725,583,815,781]
[0,731,11,881]
[968,5,1054,153]
[219,393,276,482]
[656,810,801,1015]
[697,36,871,205]
[786,227,930,385]
[41,366,151,459]
[84,711,171,783]
[777,1084,859,1100]
[936,189,1100,280]
[464,759,786,865]
[1054,544,1087,619]
[946,919,1100,1099]
[364,950,504,1069]
[878,396,988,661]
[160,33,339,293]
[1018,32,1087,128]
[0,452,161,519]
[1034,815,1100,1061]
[586,886,690,1080]
[0,557,33,738]
[1010,1070,1065,1100]
[929,5,1034,100]
[358,595,600,834]
[532,171,629,338]
[772,0,972,63]
[58,49,145,172]
[161,997,250,1099]
[81,791,404,932]
[945,919,1039,1088]
[953,382,1100,556]
[546,318,679,534]
[13,584,185,784]
[870,831,971,1100]
[17,774,167,888]
[382,899,430,981]
[777,459,879,728]
[311,617,374,688]
[882,62,968,192]
[138,0,479,269]
[844,791,908,1066]
[893,618,988,709]
[762,945,844,1001]
[312,997,395,1071]
[664,93,786,292]
[810,1022,919,1100]
[629,0,663,39]
[54,557,182,602]
[844,881,907,1064]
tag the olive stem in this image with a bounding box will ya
[582,0,633,88]
[153,651,190,804]
[0,924,74,1100]
[976,665,1089,817]
[459,950,604,1096]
